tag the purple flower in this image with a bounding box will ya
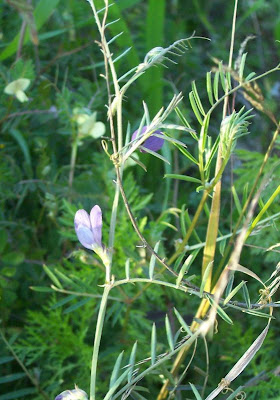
[132,126,164,153]
[55,388,88,400]
[74,205,103,251]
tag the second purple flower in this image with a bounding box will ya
[132,125,164,153]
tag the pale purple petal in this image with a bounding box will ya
[75,226,95,250]
[90,205,102,248]
[55,393,66,400]
[55,388,88,400]
[74,209,91,231]
[55,390,71,400]
[132,126,164,153]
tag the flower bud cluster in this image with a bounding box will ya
[220,108,251,159]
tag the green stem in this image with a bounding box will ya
[181,210,280,251]
[245,184,280,239]
[200,0,238,286]
[130,151,233,302]
[90,285,111,400]
[169,191,208,264]
[86,2,123,398]
[169,152,230,264]
[213,122,280,282]
[68,135,78,187]
[114,278,191,293]
[111,329,201,400]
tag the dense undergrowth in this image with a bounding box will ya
[0,1,280,400]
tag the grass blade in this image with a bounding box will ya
[43,265,62,289]
[218,61,226,92]
[206,71,214,106]
[191,81,206,116]
[125,259,130,280]
[242,283,251,309]
[176,249,200,286]
[232,185,242,215]
[200,261,213,297]
[164,174,201,184]
[151,323,157,365]
[149,241,160,279]
[165,315,174,351]
[189,91,203,125]
[189,383,203,400]
[213,70,219,102]
[239,53,247,80]
[206,295,233,325]
[173,308,192,336]
[110,351,124,388]
[223,281,246,305]
[128,341,138,382]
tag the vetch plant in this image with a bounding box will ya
[5,1,277,400]
[48,0,280,398]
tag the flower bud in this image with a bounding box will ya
[220,109,251,158]
[55,388,88,400]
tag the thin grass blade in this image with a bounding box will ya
[173,308,192,336]
[151,323,157,365]
[149,241,160,280]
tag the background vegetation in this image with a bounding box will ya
[0,0,279,399]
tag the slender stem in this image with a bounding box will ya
[89,0,123,280]
[167,340,198,400]
[86,3,123,398]
[114,278,191,294]
[88,0,120,97]
[115,166,179,278]
[68,135,78,187]
[181,210,280,252]
[213,122,280,282]
[16,19,28,60]
[201,0,238,282]
[51,285,122,301]
[168,191,208,264]
[90,285,111,400]
[228,0,238,73]
[245,184,280,239]
[123,148,233,303]
[165,152,231,265]
[111,330,202,400]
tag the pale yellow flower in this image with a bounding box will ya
[73,108,105,139]
[4,78,30,102]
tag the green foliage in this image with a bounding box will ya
[0,1,280,399]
